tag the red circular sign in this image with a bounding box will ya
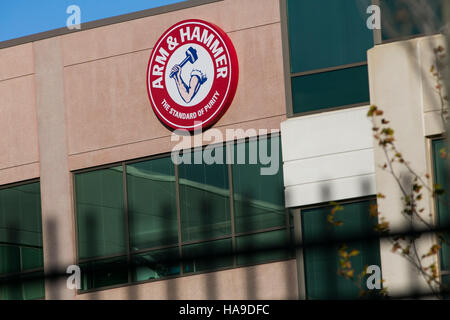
[147,19,239,132]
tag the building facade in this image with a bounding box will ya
[0,0,448,300]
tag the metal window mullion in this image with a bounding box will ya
[227,149,237,267]
[234,226,288,238]
[78,252,129,264]
[290,61,368,78]
[180,234,232,247]
[128,244,179,256]
[174,164,184,275]
[122,163,132,283]
[285,208,291,257]
[293,208,306,300]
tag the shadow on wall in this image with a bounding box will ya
[3,175,450,300]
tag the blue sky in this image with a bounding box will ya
[0,0,187,42]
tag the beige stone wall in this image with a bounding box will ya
[62,0,286,171]
[34,37,77,300]
[0,43,39,185]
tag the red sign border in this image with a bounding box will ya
[146,19,239,132]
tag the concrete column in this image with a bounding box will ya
[368,38,439,298]
[34,37,76,300]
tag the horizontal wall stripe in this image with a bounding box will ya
[285,173,376,208]
[283,148,375,188]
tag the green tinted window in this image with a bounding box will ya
[178,149,231,242]
[0,246,20,275]
[232,137,286,233]
[21,247,43,271]
[432,139,449,272]
[20,272,45,300]
[0,272,45,300]
[302,200,381,299]
[292,65,370,114]
[236,229,291,266]
[75,167,127,260]
[74,138,290,291]
[80,256,129,291]
[0,183,42,248]
[127,158,178,251]
[0,182,44,300]
[287,0,373,73]
[183,238,233,273]
[0,245,45,274]
[381,0,444,41]
[132,247,180,282]
[443,275,450,299]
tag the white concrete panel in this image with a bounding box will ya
[280,106,376,208]
[280,106,373,163]
[283,148,375,187]
[418,34,446,114]
[423,110,446,137]
[284,174,376,208]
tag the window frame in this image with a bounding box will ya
[428,135,450,280]
[280,0,377,118]
[72,133,294,294]
[0,178,45,300]
[291,195,381,300]
[280,0,444,118]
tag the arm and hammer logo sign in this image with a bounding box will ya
[147,19,239,132]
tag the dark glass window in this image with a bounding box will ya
[291,65,370,114]
[0,182,45,300]
[0,272,45,300]
[75,167,127,260]
[132,247,180,282]
[287,0,373,73]
[236,229,290,266]
[183,239,233,273]
[179,149,231,242]
[74,135,292,291]
[232,137,286,233]
[301,199,381,299]
[431,139,449,278]
[80,256,129,291]
[286,0,372,115]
